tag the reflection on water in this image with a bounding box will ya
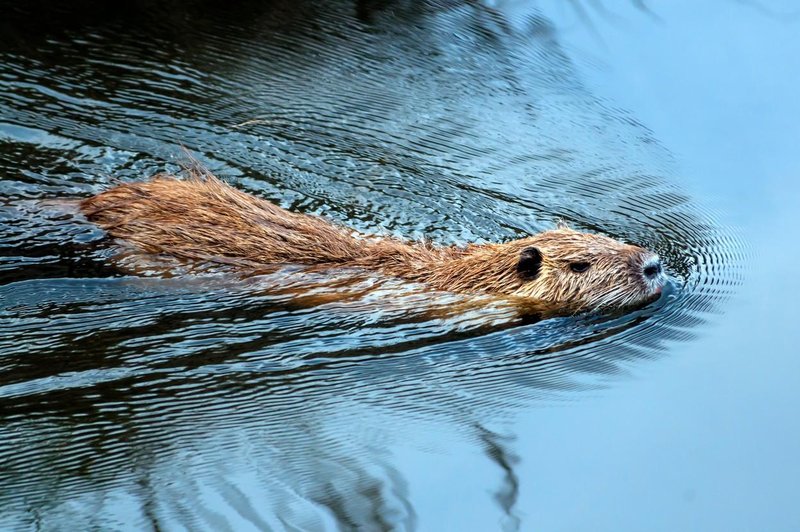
[0,1,742,530]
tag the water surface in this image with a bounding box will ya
[1,0,796,530]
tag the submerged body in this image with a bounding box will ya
[81,171,666,312]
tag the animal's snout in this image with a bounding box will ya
[642,257,662,280]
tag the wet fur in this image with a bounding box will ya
[81,170,658,312]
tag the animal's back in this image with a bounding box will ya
[80,172,366,266]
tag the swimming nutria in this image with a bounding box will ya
[80,170,666,312]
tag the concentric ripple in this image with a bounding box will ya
[0,1,744,530]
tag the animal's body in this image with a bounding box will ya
[81,171,665,312]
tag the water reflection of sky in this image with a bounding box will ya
[421,1,799,530]
[1,1,798,530]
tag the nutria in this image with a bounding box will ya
[80,170,666,312]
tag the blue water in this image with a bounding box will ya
[508,2,800,530]
[1,0,798,530]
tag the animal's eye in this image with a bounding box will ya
[569,261,591,273]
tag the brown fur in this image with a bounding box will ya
[80,170,664,312]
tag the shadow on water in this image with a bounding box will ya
[0,0,743,529]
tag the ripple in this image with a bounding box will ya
[0,0,745,530]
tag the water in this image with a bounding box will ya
[0,1,797,530]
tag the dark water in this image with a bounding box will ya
[0,0,796,530]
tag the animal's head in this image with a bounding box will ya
[509,227,666,311]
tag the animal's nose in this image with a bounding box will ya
[643,259,662,279]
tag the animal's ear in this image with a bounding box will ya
[517,247,542,280]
